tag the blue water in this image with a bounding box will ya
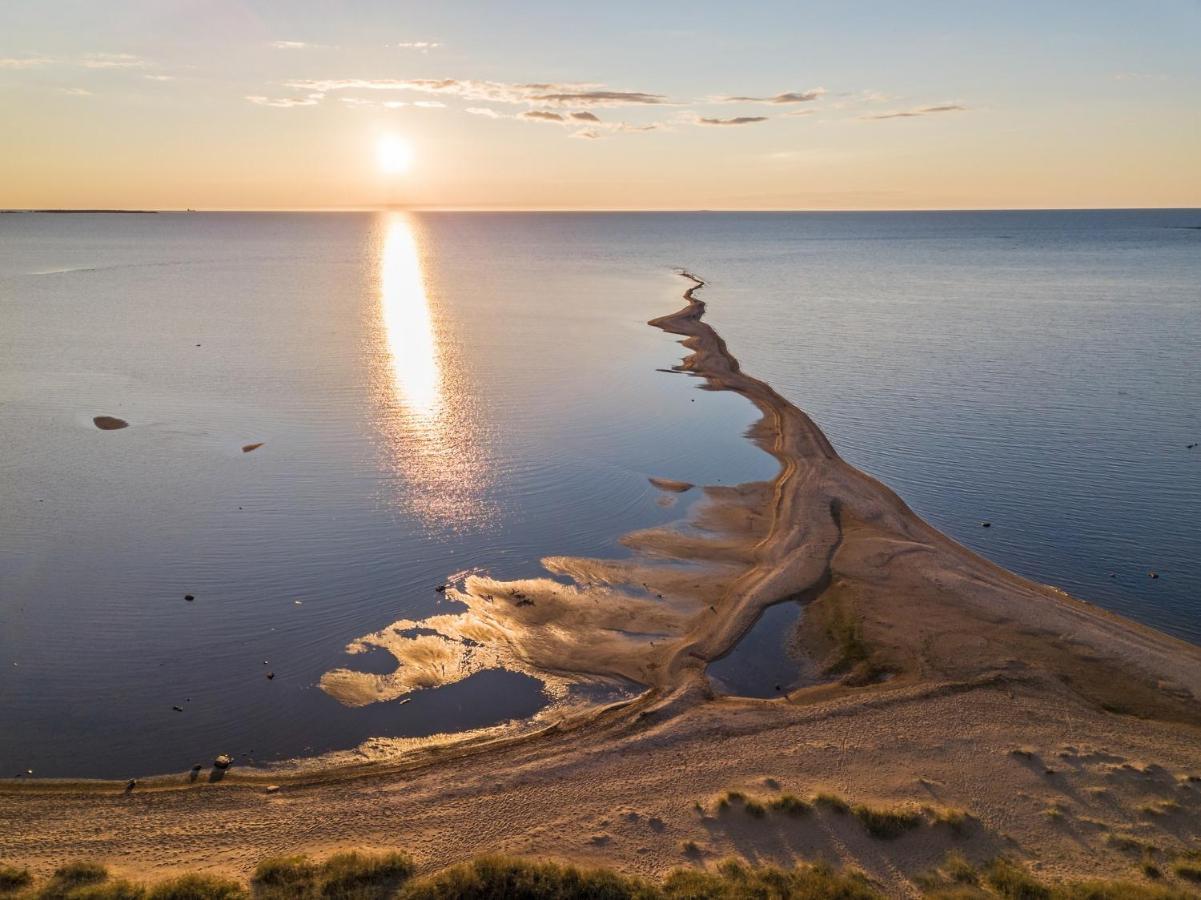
[1,209,1197,777]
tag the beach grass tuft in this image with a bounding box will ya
[1174,860,1201,882]
[983,857,1052,899]
[252,852,413,900]
[813,792,851,813]
[851,803,924,839]
[399,855,646,899]
[767,794,810,816]
[0,867,32,895]
[146,874,246,900]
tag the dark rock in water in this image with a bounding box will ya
[184,594,195,602]
[214,754,232,769]
[434,584,447,593]
[172,705,183,712]
[93,416,128,430]
[981,521,991,528]
[241,442,264,453]
[266,672,275,680]
[1148,571,1159,579]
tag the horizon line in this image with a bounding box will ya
[3,205,1200,214]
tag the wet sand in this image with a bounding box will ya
[3,273,1200,894]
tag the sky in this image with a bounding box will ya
[2,0,1199,210]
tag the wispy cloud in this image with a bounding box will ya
[862,103,965,120]
[696,115,769,126]
[245,93,324,108]
[270,40,311,49]
[522,110,565,122]
[143,73,175,82]
[466,107,501,118]
[79,52,147,69]
[1,52,148,70]
[57,87,92,96]
[715,88,823,104]
[281,78,667,107]
[570,111,601,122]
[0,55,54,69]
[393,41,441,50]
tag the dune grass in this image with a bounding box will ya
[0,868,32,895]
[850,803,925,839]
[252,853,413,900]
[766,794,810,816]
[812,792,851,813]
[7,849,1199,899]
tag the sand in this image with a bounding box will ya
[4,273,1200,896]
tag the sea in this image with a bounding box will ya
[1,209,1198,777]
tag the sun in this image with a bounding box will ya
[376,135,413,174]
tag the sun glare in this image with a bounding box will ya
[376,135,413,175]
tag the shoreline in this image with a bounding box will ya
[2,272,1200,893]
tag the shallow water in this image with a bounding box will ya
[1,210,1198,777]
[707,602,810,698]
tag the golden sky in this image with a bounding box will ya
[2,1,1199,210]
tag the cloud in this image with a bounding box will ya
[716,88,824,104]
[522,110,565,122]
[270,41,311,49]
[696,115,769,126]
[570,111,601,122]
[79,52,147,69]
[143,73,175,81]
[466,107,501,118]
[571,130,602,140]
[0,56,54,69]
[393,42,441,50]
[1,52,148,70]
[862,103,966,120]
[57,87,92,96]
[281,78,666,107]
[414,100,445,108]
[245,93,323,108]
[525,89,665,105]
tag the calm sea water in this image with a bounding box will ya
[1,210,1198,778]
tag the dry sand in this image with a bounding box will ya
[4,273,1200,897]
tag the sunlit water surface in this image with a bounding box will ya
[1,210,1197,778]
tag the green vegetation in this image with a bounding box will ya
[1173,860,1201,882]
[817,593,874,679]
[6,850,1200,900]
[929,807,971,835]
[766,794,810,816]
[0,868,33,895]
[812,792,851,813]
[851,803,924,839]
[742,800,766,819]
[145,875,245,900]
[252,853,413,900]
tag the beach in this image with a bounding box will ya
[3,272,1199,896]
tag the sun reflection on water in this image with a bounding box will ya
[372,212,492,528]
[380,212,441,418]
